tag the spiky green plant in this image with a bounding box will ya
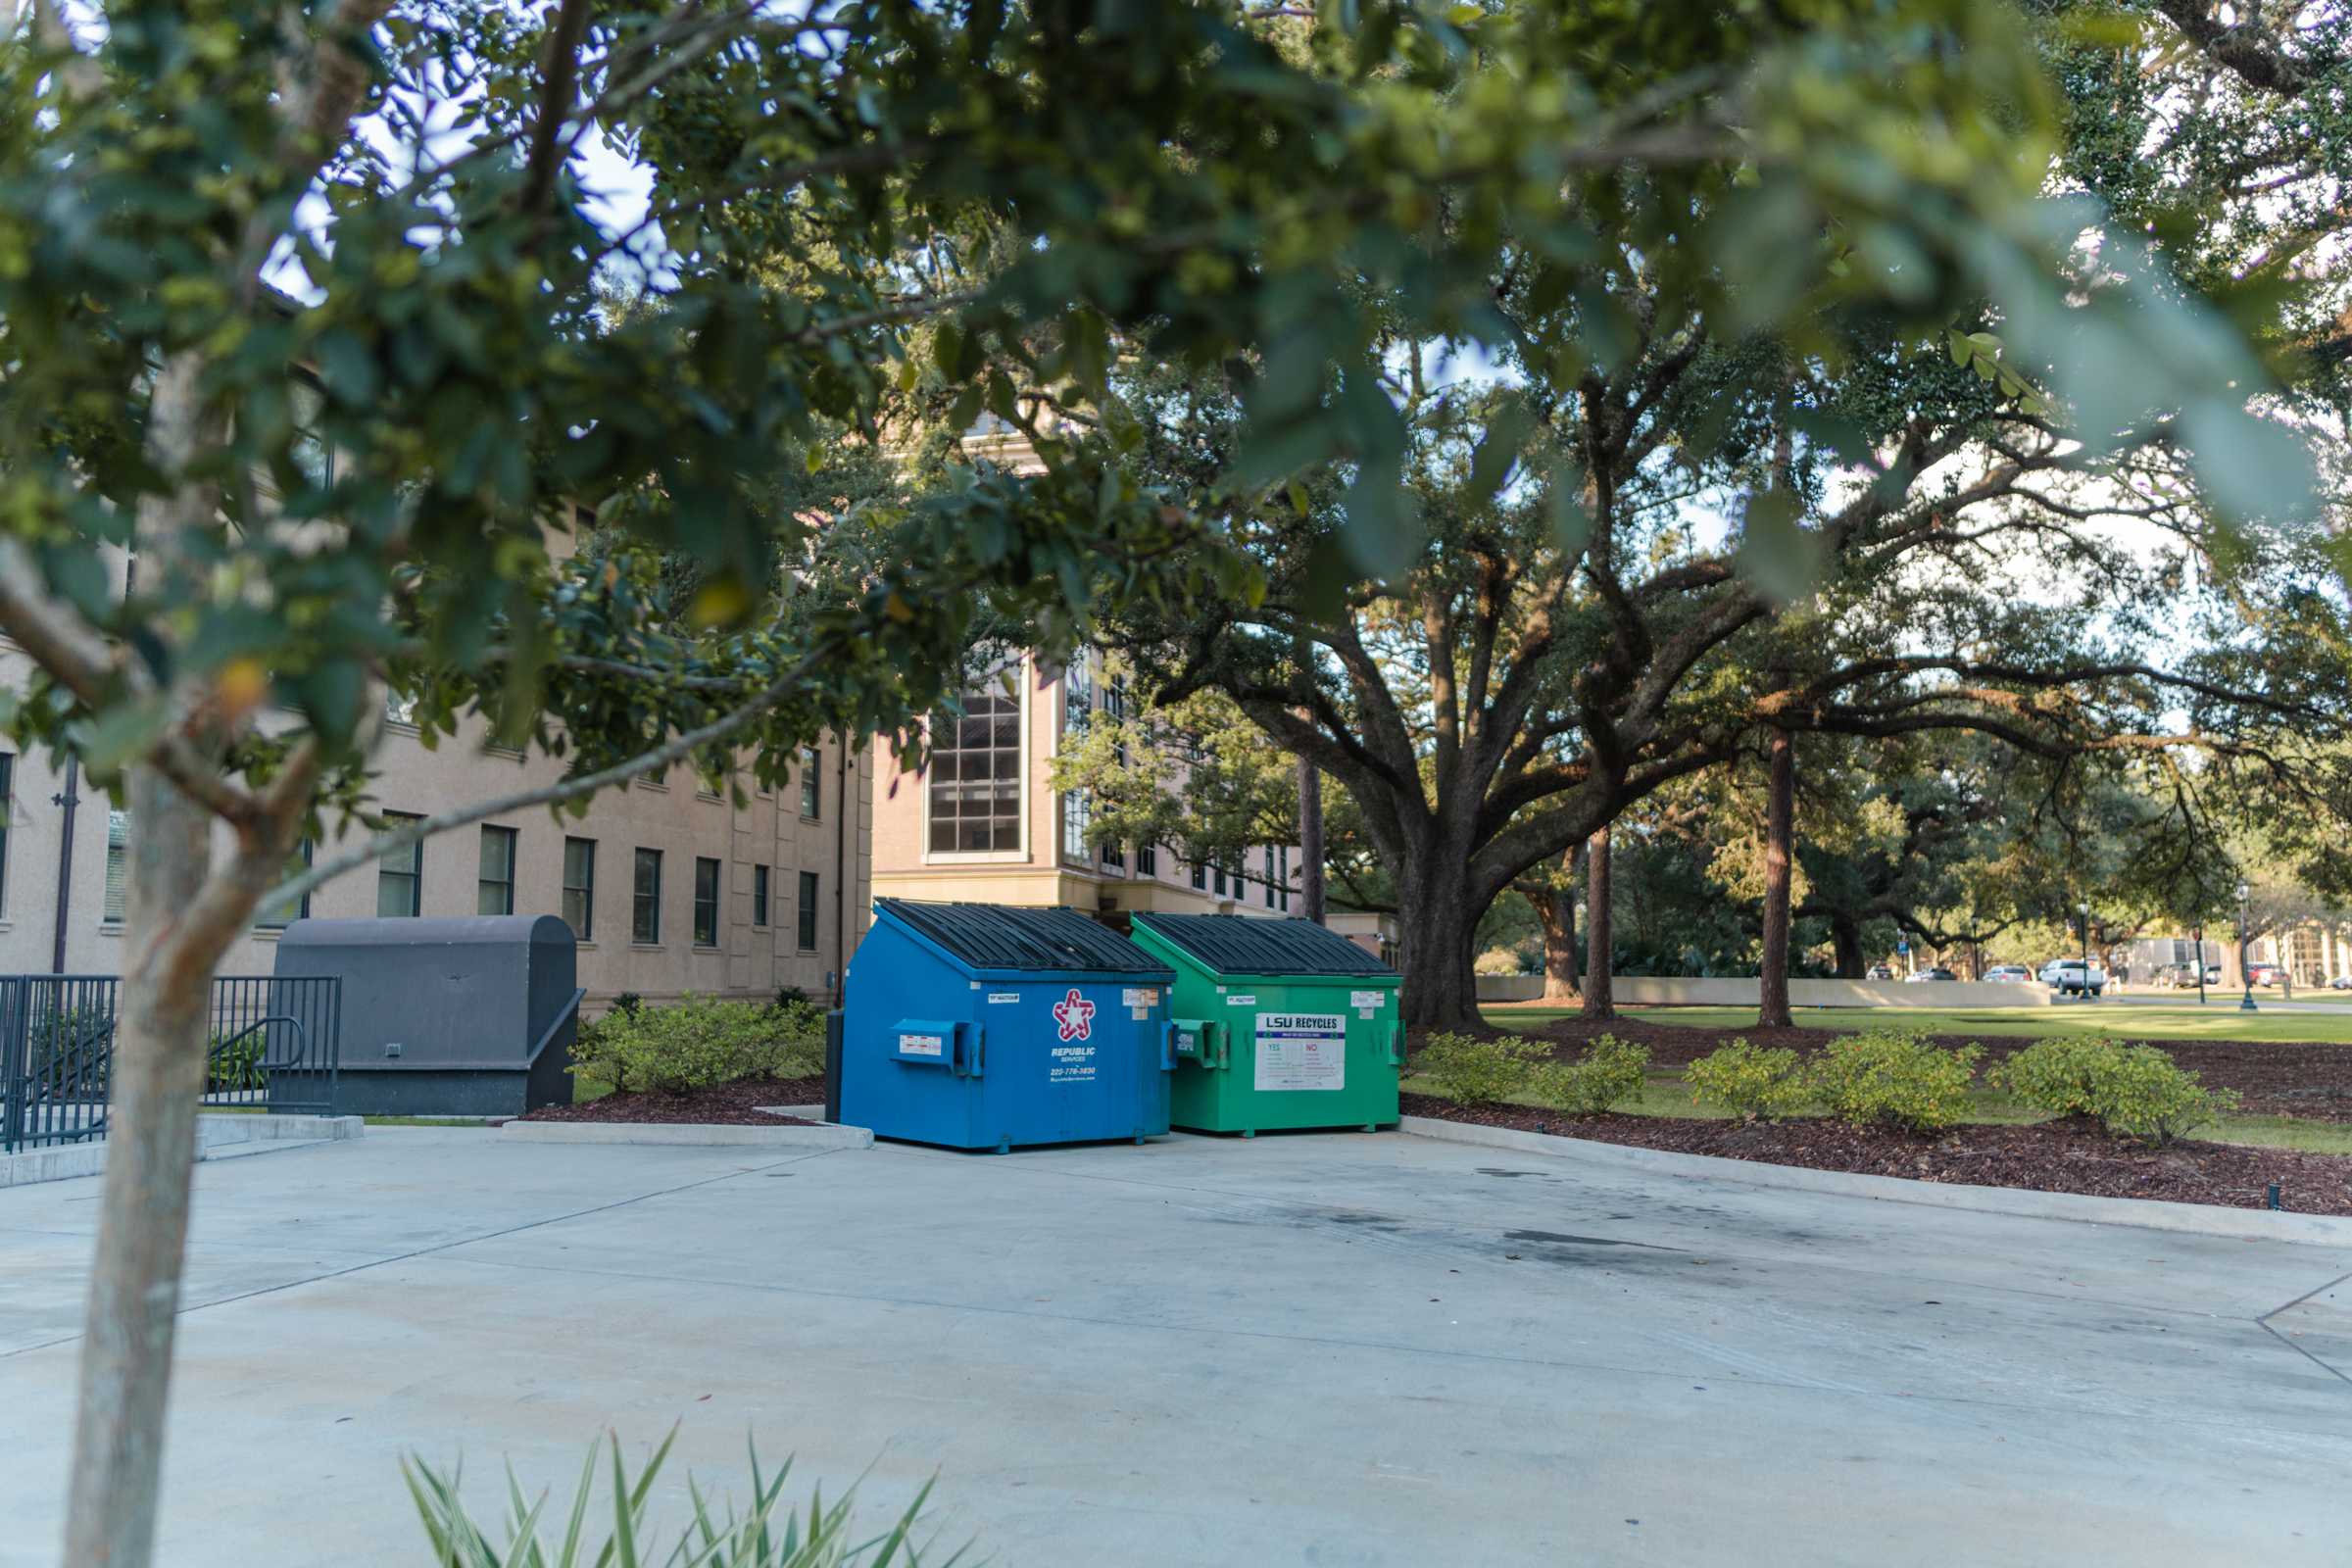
[403,1428,970,1568]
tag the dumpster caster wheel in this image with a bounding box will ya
[1134,1135,1146,1146]
[1362,1123,1376,1133]
[994,1140,1009,1154]
[1243,1129,1255,1139]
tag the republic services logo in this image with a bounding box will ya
[1053,988,1096,1042]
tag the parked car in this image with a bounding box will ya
[1984,964,2033,983]
[2249,963,2279,988]
[2040,958,2106,998]
[1866,964,1894,980]
[1905,966,1957,982]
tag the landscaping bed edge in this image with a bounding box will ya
[1397,1114,2352,1246]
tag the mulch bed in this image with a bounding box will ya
[1400,1093,2352,1215]
[1457,1013,2352,1122]
[514,1074,825,1126]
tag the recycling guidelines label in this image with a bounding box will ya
[1350,991,1386,1010]
[1254,1012,1346,1092]
[898,1033,943,1057]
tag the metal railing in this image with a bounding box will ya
[0,975,341,1152]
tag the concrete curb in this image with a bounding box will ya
[0,1113,363,1189]
[499,1119,872,1150]
[1397,1115,2352,1247]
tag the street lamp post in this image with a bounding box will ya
[2237,881,2258,1012]
[2078,901,2091,1003]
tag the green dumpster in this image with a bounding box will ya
[1127,913,1402,1136]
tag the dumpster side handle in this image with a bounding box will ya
[1157,1020,1177,1072]
[1388,1017,1407,1067]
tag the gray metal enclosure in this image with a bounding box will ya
[272,915,581,1116]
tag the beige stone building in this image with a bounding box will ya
[0,655,872,1008]
[872,648,1301,921]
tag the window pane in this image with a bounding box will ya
[797,870,818,951]
[800,745,822,818]
[0,753,12,915]
[753,864,769,928]
[104,808,130,923]
[928,680,1022,854]
[477,826,515,916]
[256,839,313,929]
[633,849,661,944]
[562,837,594,941]
[376,812,421,916]
[694,857,719,947]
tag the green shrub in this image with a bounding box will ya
[1412,1032,1549,1103]
[2087,1045,2239,1144]
[1684,1037,1809,1120]
[1990,1036,2118,1119]
[1994,1037,2238,1144]
[1806,1028,1981,1132]
[569,995,825,1096]
[406,1427,968,1567]
[206,1032,267,1093]
[1531,1034,1650,1114]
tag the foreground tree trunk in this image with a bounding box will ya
[63,764,217,1568]
[1758,727,1795,1028]
[1583,825,1615,1019]
[1298,758,1327,924]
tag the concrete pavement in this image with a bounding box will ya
[0,1127,2345,1566]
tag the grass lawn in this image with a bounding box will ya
[1481,1003,2352,1045]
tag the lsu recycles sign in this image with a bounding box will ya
[1254,1012,1347,1092]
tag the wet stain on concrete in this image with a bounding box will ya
[1505,1229,1682,1252]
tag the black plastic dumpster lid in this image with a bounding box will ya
[876,899,1170,974]
[1130,913,1396,977]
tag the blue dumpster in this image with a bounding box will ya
[841,900,1178,1152]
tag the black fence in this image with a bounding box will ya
[0,975,341,1153]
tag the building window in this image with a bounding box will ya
[1101,840,1124,871]
[103,808,131,923]
[384,690,418,726]
[1279,846,1291,912]
[693,857,720,947]
[753,864,769,927]
[255,839,313,929]
[797,870,819,952]
[477,825,516,915]
[563,837,595,940]
[1191,858,1205,892]
[376,812,422,916]
[1213,862,1226,898]
[1063,652,1095,733]
[1139,844,1157,877]
[0,752,12,913]
[799,746,821,819]
[633,848,662,944]
[928,674,1022,854]
[1264,850,1277,907]
[1062,787,1092,861]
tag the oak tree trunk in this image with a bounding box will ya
[1829,913,1865,979]
[1582,825,1614,1019]
[1298,758,1326,925]
[1758,727,1795,1029]
[1536,872,1581,1003]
